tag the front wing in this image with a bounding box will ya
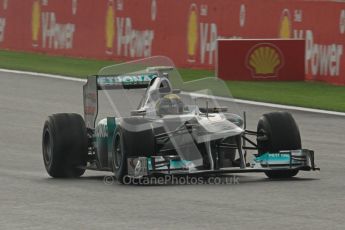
[127,149,319,178]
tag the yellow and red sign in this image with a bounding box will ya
[0,0,345,84]
[187,4,198,63]
[31,0,40,47]
[217,39,305,81]
[246,43,284,78]
[105,0,115,55]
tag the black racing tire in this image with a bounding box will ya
[265,169,298,179]
[120,117,155,158]
[112,127,128,184]
[42,113,88,178]
[219,137,236,168]
[257,112,301,179]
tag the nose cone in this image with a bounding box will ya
[195,114,244,143]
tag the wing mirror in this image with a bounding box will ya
[172,89,181,94]
[130,109,146,116]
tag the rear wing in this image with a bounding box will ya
[96,73,157,89]
[83,73,157,129]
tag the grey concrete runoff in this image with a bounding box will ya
[0,72,344,230]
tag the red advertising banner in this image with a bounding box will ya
[217,39,305,81]
[0,0,344,84]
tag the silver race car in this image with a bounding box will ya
[42,57,319,183]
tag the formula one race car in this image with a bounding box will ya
[42,57,319,183]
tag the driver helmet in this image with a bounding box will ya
[156,94,184,115]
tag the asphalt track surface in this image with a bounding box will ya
[1,72,344,230]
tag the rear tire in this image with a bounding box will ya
[257,112,301,179]
[112,127,128,184]
[42,113,88,178]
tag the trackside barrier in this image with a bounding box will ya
[0,0,344,84]
[217,39,305,81]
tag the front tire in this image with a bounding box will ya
[42,113,88,178]
[219,137,236,168]
[257,112,301,179]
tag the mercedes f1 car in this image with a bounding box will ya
[42,57,319,183]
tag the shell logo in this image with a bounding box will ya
[246,43,284,78]
[31,0,41,47]
[279,9,291,38]
[187,4,198,63]
[105,0,115,55]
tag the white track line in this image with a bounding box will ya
[230,98,345,116]
[1,68,345,117]
[0,68,86,83]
